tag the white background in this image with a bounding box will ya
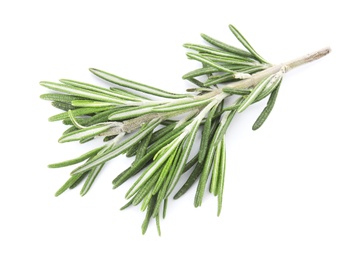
[1,0,339,259]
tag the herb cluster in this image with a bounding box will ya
[40,25,330,235]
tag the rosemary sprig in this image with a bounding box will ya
[40,24,330,235]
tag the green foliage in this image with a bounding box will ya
[40,24,328,235]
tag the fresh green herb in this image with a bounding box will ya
[40,24,330,235]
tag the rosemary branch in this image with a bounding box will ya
[226,47,330,89]
[107,46,330,134]
[40,24,330,235]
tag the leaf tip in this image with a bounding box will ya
[48,116,57,122]
[89,68,98,74]
[54,190,62,197]
[59,79,68,84]
[58,136,66,143]
[194,198,201,208]
[39,81,48,87]
[186,52,195,59]
[252,124,260,131]
[173,194,180,200]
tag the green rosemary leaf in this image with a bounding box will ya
[40,93,82,103]
[144,123,188,156]
[120,199,133,211]
[60,79,125,98]
[182,67,219,79]
[186,53,237,74]
[152,146,179,195]
[152,192,165,219]
[156,213,161,236]
[60,79,142,102]
[141,195,157,235]
[67,110,85,129]
[200,53,260,66]
[141,191,153,211]
[162,199,168,219]
[89,68,189,99]
[64,112,110,126]
[173,162,204,200]
[194,145,216,207]
[80,163,104,196]
[217,137,226,216]
[40,81,125,104]
[198,104,218,163]
[125,142,141,158]
[204,74,235,87]
[114,160,150,188]
[63,118,84,125]
[58,123,113,143]
[69,171,89,189]
[112,166,133,187]
[48,147,102,168]
[237,75,273,113]
[83,108,118,126]
[79,137,94,144]
[184,43,254,61]
[252,84,281,130]
[229,24,269,64]
[55,173,86,197]
[48,107,111,122]
[222,87,251,95]
[71,100,116,108]
[255,75,283,102]
[103,136,116,142]
[109,87,150,101]
[63,126,78,136]
[135,132,153,162]
[200,33,255,58]
[210,140,222,196]
[213,108,238,147]
[160,119,177,126]
[149,123,176,144]
[187,78,206,88]
[186,88,213,93]
[183,153,198,172]
[51,101,75,111]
